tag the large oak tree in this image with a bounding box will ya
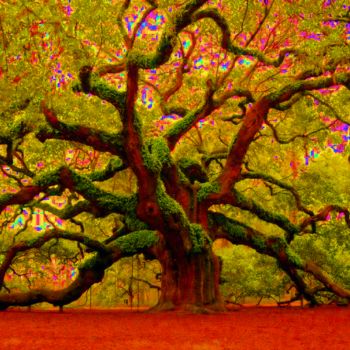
[0,0,350,312]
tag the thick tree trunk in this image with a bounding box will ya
[151,248,225,313]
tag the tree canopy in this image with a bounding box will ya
[0,0,349,312]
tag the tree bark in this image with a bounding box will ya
[151,248,225,313]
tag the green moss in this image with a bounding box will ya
[79,254,100,270]
[99,132,123,148]
[197,182,220,202]
[74,74,126,111]
[285,247,303,268]
[89,158,124,182]
[125,212,149,231]
[268,81,304,102]
[178,168,191,185]
[233,190,299,236]
[157,33,173,55]
[208,212,247,240]
[270,238,287,253]
[27,237,40,247]
[120,195,149,231]
[189,223,211,254]
[251,235,266,251]
[100,194,138,215]
[142,138,171,173]
[115,230,158,255]
[0,193,13,206]
[10,120,26,137]
[33,168,62,187]
[165,112,197,139]
[336,73,348,84]
[156,184,187,222]
[178,158,198,169]
[92,80,126,108]
[71,171,101,198]
[226,222,246,240]
[128,51,156,69]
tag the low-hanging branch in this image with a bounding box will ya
[209,211,350,302]
[0,165,137,220]
[0,229,111,289]
[0,230,161,310]
[0,252,114,310]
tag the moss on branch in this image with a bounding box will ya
[73,74,126,112]
[88,158,126,182]
[233,189,299,238]
[197,182,220,202]
[165,111,198,139]
[156,184,188,222]
[142,138,171,173]
[33,168,62,187]
[189,223,211,253]
[114,230,159,255]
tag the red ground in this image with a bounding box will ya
[0,306,349,350]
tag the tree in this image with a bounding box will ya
[0,0,350,312]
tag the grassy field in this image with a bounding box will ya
[0,305,349,349]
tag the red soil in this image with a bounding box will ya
[0,306,349,350]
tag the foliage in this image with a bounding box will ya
[215,243,289,305]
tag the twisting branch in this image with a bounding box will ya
[0,229,111,289]
[165,81,216,150]
[88,157,127,182]
[273,93,303,111]
[299,205,350,232]
[209,211,350,302]
[208,212,316,303]
[192,7,298,67]
[245,0,276,46]
[73,68,127,112]
[0,251,114,309]
[231,188,300,241]
[132,277,160,291]
[126,0,208,69]
[0,230,160,310]
[0,186,44,213]
[28,200,93,221]
[217,98,271,194]
[162,31,197,103]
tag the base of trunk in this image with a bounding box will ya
[152,249,225,313]
[148,300,227,314]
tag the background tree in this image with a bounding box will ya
[0,0,350,312]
